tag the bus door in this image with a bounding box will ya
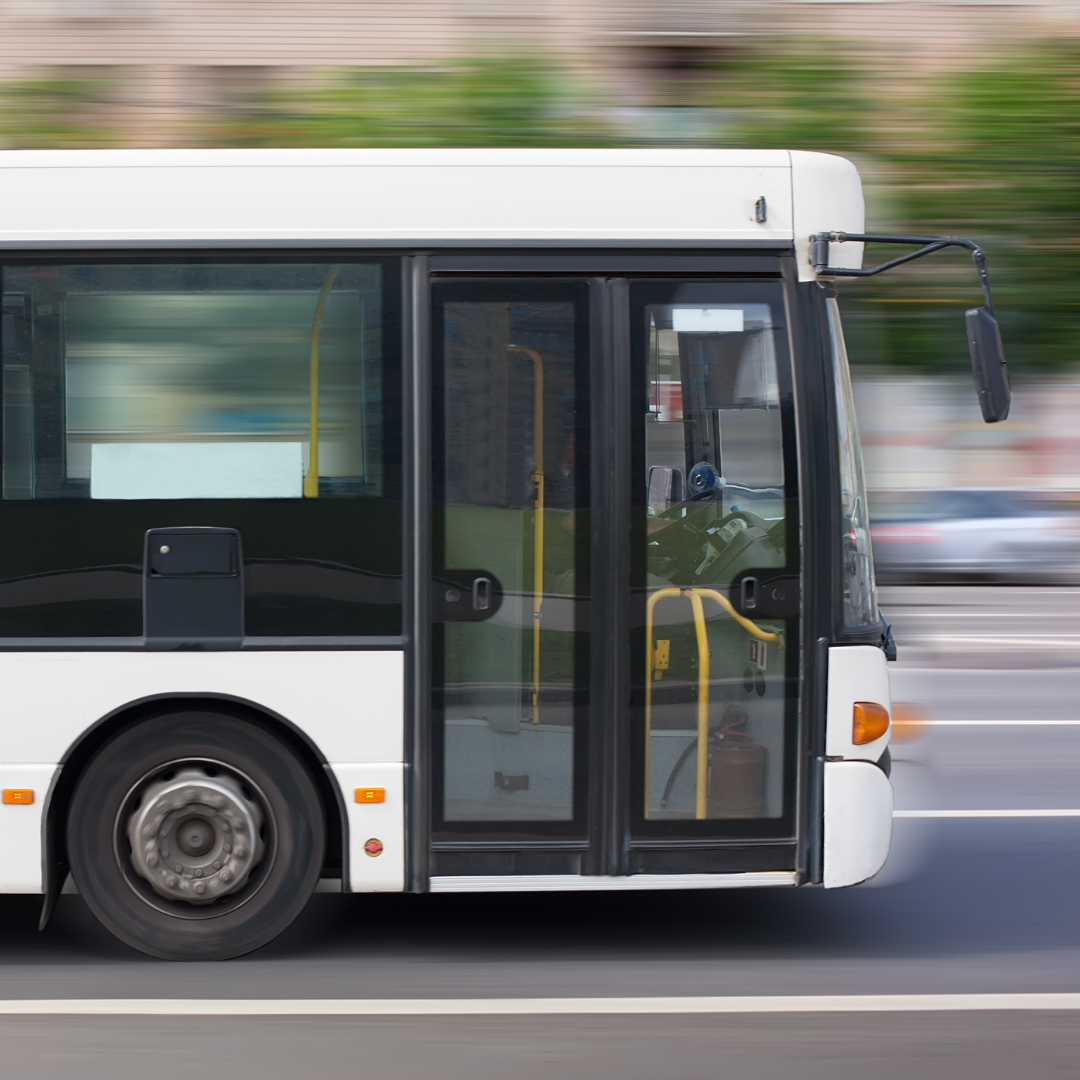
[629,279,799,873]
[427,271,799,879]
[429,277,592,872]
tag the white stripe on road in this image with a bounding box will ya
[0,994,1079,1016]
[895,720,1080,726]
[895,809,1080,818]
[901,637,1080,647]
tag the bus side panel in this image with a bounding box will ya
[0,651,403,765]
[0,652,404,894]
[328,762,405,892]
[823,760,893,888]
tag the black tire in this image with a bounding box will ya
[67,711,325,961]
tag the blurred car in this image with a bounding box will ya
[869,488,1080,583]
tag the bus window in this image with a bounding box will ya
[827,296,878,629]
[635,280,797,834]
[0,259,402,638]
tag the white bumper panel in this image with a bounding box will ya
[823,760,893,889]
[328,763,405,893]
[826,645,891,761]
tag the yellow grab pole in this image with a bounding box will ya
[508,345,545,725]
[696,589,782,648]
[686,590,711,820]
[303,264,342,499]
[645,585,781,820]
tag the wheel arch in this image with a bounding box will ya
[40,692,348,928]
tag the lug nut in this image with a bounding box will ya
[193,882,205,895]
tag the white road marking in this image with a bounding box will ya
[896,613,1080,618]
[895,809,1080,818]
[899,636,1080,646]
[894,667,1080,675]
[0,994,1078,1016]
[894,720,1080,726]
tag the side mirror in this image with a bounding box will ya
[647,466,683,512]
[966,307,1011,423]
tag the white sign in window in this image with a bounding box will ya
[90,442,304,500]
[671,308,744,333]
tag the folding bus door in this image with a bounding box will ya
[429,278,592,875]
[424,268,801,882]
[628,278,801,874]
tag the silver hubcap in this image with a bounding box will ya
[127,766,265,905]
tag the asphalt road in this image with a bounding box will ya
[2,586,1079,1078]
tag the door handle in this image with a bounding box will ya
[472,576,492,612]
[740,576,758,612]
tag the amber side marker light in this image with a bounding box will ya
[355,787,385,804]
[2,789,33,805]
[852,702,890,745]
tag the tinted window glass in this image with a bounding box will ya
[635,280,799,840]
[0,258,401,638]
[432,281,591,835]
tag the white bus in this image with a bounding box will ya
[0,149,1008,959]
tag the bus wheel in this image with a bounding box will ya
[66,711,325,961]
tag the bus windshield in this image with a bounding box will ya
[827,295,878,629]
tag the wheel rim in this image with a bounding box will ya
[117,760,273,916]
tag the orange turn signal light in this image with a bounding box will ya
[355,787,385,804]
[852,702,890,745]
[2,789,33,805]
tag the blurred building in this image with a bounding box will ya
[855,376,1080,492]
[0,0,1078,146]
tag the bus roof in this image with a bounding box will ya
[0,148,864,278]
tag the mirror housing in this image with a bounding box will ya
[966,306,1011,423]
[810,233,1011,425]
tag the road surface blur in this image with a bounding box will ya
[0,585,1076,1078]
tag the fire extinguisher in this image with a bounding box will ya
[660,704,767,818]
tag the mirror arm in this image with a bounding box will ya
[810,231,996,315]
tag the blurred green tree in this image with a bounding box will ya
[0,74,114,148]
[896,42,1080,373]
[212,56,616,148]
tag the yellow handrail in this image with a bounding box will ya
[303,264,342,499]
[508,345,544,725]
[645,587,782,820]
